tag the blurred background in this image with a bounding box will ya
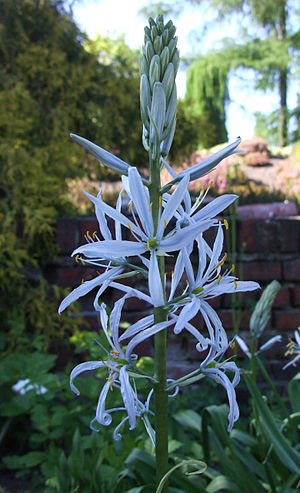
[0,1,299,491]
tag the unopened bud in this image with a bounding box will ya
[250,280,280,336]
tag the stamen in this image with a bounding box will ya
[164,218,167,229]
[129,201,133,212]
[224,219,229,230]
[230,341,236,350]
[92,231,97,239]
[217,274,221,284]
[232,264,235,273]
[127,222,132,232]
[234,280,237,289]
[75,254,80,263]
[86,230,92,241]
[81,279,84,284]
[149,202,153,211]
[159,197,162,207]
[200,187,205,196]
[80,258,85,265]
[147,240,150,251]
[208,180,214,189]
[215,252,227,270]
[107,375,114,392]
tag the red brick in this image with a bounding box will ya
[242,261,282,282]
[133,338,153,357]
[222,291,258,308]
[278,218,300,253]
[273,287,290,308]
[274,310,300,330]
[291,285,300,306]
[218,309,252,330]
[257,219,278,253]
[283,259,300,281]
[56,266,96,287]
[56,218,79,254]
[238,219,257,253]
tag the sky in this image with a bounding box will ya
[73,0,293,142]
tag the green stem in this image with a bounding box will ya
[149,149,169,492]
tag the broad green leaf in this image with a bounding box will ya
[206,475,241,493]
[288,372,300,413]
[173,409,201,433]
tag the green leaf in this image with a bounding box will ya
[245,374,300,475]
[206,475,241,493]
[173,409,201,433]
[288,372,300,413]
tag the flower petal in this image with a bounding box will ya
[128,167,153,237]
[70,361,104,395]
[149,252,164,306]
[192,194,238,222]
[73,240,146,258]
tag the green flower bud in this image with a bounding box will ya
[154,35,162,54]
[250,280,280,336]
[160,46,170,75]
[145,41,154,64]
[162,63,175,103]
[149,54,161,89]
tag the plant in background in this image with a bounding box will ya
[58,15,262,491]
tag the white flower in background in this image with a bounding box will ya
[283,328,300,370]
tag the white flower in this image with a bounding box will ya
[73,167,216,260]
[170,223,260,352]
[70,297,171,439]
[283,328,300,370]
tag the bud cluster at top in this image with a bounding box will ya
[140,15,179,159]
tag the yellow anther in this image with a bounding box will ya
[230,341,236,350]
[232,264,236,273]
[86,230,92,241]
[129,201,133,212]
[234,280,237,290]
[127,222,132,232]
[200,187,205,196]
[92,231,97,239]
[217,274,221,284]
[147,240,150,251]
[149,202,153,211]
[80,258,85,265]
[98,283,102,287]
[111,350,120,359]
[75,254,80,263]
[164,218,167,229]
[159,196,162,207]
[81,279,84,284]
[208,180,214,188]
[224,219,229,230]
[215,252,227,270]
[107,376,114,392]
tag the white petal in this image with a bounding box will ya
[157,174,190,237]
[259,335,282,352]
[70,361,104,395]
[128,167,153,237]
[126,320,173,359]
[235,336,251,358]
[58,267,122,314]
[162,219,215,252]
[192,194,238,222]
[71,134,131,174]
[95,380,113,426]
[149,252,164,306]
[119,366,136,430]
[73,240,146,258]
[120,315,154,341]
[174,298,200,334]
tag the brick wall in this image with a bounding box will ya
[52,203,300,382]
